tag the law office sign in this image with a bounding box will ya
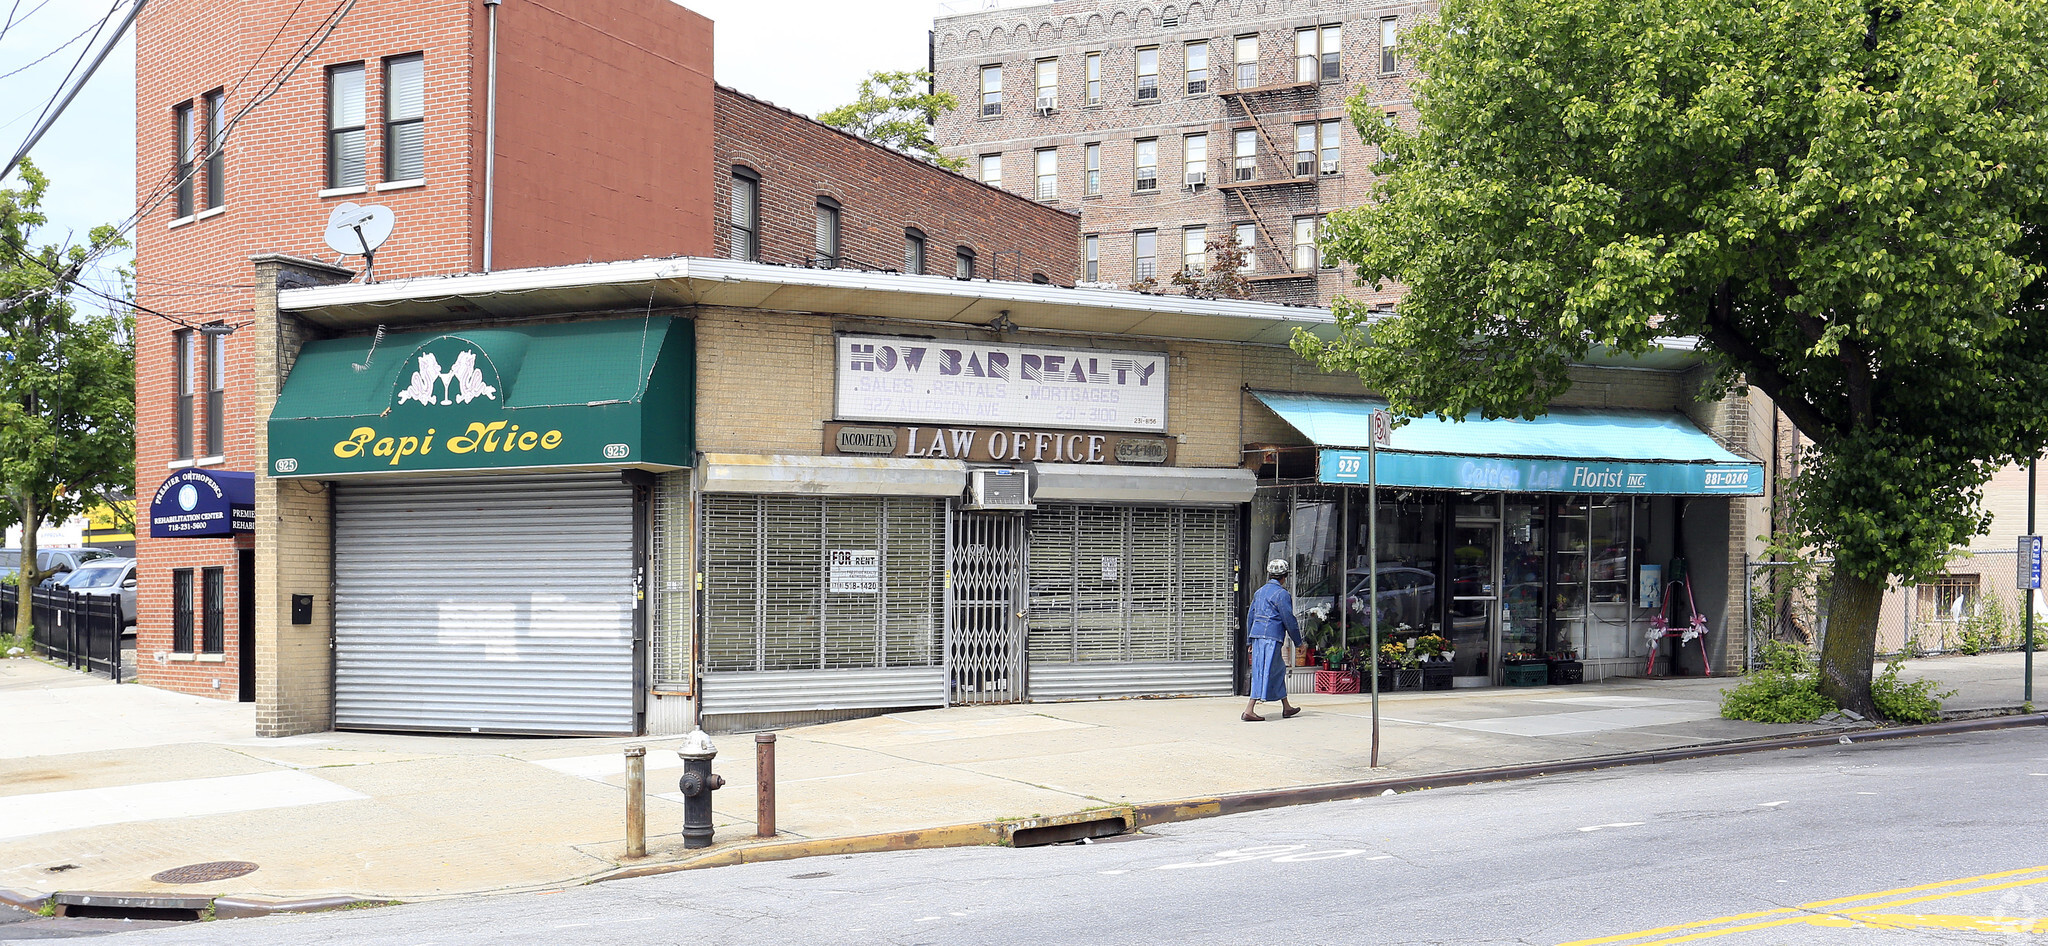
[835,334,1168,432]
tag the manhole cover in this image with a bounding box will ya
[151,861,260,884]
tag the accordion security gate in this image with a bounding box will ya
[1026,504,1237,700]
[950,512,1026,704]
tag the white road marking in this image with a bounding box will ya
[0,770,366,841]
[531,753,682,781]
[1758,800,1789,807]
[1578,822,1646,833]
[1098,869,1129,874]
[1858,792,1880,795]
[1368,855,1393,860]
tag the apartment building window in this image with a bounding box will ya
[1380,17,1400,74]
[173,330,194,459]
[1235,222,1257,273]
[1234,129,1256,181]
[1235,34,1258,86]
[1183,133,1206,189]
[956,247,976,279]
[173,102,195,217]
[1134,138,1158,191]
[980,153,1003,188]
[1297,25,1341,82]
[1320,119,1341,174]
[1085,52,1102,106]
[384,54,425,183]
[1294,123,1316,176]
[904,228,926,274]
[327,63,366,188]
[1135,47,1159,101]
[205,332,224,457]
[728,167,759,261]
[1035,148,1058,200]
[1083,234,1099,281]
[1182,225,1206,273]
[1186,41,1209,94]
[980,65,1002,116]
[171,568,193,653]
[1134,229,1157,280]
[1035,58,1058,112]
[813,197,840,268]
[202,90,225,210]
[202,567,225,654]
[1293,216,1320,271]
[1085,142,1101,195]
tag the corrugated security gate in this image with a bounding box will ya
[698,495,948,716]
[333,474,638,734]
[1026,504,1237,699]
[951,513,1026,704]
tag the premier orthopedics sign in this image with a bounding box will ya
[835,334,1168,432]
[150,469,255,537]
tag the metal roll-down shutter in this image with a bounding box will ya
[1026,504,1237,700]
[333,474,637,734]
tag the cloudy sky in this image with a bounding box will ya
[0,0,1001,308]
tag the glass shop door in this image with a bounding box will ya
[1447,522,1499,682]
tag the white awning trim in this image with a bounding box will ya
[1030,463,1257,504]
[697,453,968,496]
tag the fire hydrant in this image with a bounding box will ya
[676,728,725,849]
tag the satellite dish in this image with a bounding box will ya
[323,202,397,282]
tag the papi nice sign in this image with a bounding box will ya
[835,334,1167,432]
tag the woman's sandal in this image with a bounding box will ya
[1281,706,1302,719]
[1241,712,1265,722]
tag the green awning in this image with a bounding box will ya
[268,318,693,478]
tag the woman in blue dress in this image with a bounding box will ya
[1244,558,1303,721]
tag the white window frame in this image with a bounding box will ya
[1320,119,1341,175]
[1035,58,1058,111]
[1182,225,1206,274]
[1235,34,1258,87]
[1183,133,1206,188]
[1035,148,1058,200]
[1234,222,1256,273]
[1185,40,1209,94]
[1134,229,1158,280]
[1293,216,1319,271]
[1136,46,1159,101]
[1235,129,1257,181]
[1134,138,1158,191]
[1083,233,1099,281]
[981,64,1003,116]
[1085,51,1102,106]
[980,153,1003,188]
[1380,17,1400,74]
[1085,142,1101,195]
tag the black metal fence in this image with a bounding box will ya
[0,584,124,681]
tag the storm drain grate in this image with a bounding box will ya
[152,861,260,884]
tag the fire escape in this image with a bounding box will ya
[1216,53,1338,301]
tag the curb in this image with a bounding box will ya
[595,711,2048,884]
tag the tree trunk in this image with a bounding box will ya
[1817,567,1885,718]
[14,493,38,640]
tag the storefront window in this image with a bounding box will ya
[1289,487,1343,645]
[1503,499,1547,659]
[1346,490,1443,652]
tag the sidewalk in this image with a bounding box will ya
[0,653,2039,908]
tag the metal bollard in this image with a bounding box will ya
[624,745,646,859]
[755,732,777,838]
[676,728,725,849]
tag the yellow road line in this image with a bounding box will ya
[1807,913,2048,933]
[1557,865,2048,946]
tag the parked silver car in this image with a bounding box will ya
[1,547,118,583]
[59,557,136,630]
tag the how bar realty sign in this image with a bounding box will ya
[835,334,1167,432]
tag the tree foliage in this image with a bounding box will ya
[819,70,967,172]
[1,161,135,614]
[1129,237,1255,299]
[1294,0,2048,715]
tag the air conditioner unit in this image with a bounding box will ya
[965,468,1032,510]
[1320,158,1340,175]
[1036,94,1057,114]
[1184,169,1206,188]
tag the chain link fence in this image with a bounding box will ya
[1745,548,2042,670]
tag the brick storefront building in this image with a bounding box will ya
[932,0,1422,306]
[131,0,1073,723]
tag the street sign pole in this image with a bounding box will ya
[2028,460,2037,704]
[1367,410,1390,768]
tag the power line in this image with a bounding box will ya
[1,0,137,180]
[0,0,53,45]
[0,9,100,82]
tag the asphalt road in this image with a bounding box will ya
[15,727,2048,944]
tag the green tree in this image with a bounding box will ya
[1293,0,2048,716]
[0,161,135,631]
[819,70,967,172]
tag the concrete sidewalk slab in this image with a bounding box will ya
[0,651,2038,907]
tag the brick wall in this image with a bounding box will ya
[711,87,1080,282]
[933,0,1425,306]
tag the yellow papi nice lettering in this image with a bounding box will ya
[333,422,564,465]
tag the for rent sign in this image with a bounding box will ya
[835,334,1168,432]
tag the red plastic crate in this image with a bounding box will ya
[1313,669,1360,694]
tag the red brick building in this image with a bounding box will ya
[133,0,1077,708]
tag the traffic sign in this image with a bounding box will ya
[2020,535,2042,590]
[1370,410,1392,448]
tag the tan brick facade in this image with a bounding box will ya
[935,0,1426,306]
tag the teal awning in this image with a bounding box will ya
[269,318,693,478]
[1252,391,1763,496]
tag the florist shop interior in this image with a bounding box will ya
[1248,393,1766,686]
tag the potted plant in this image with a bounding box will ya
[1376,640,1409,691]
[1413,633,1455,690]
[1547,641,1584,685]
